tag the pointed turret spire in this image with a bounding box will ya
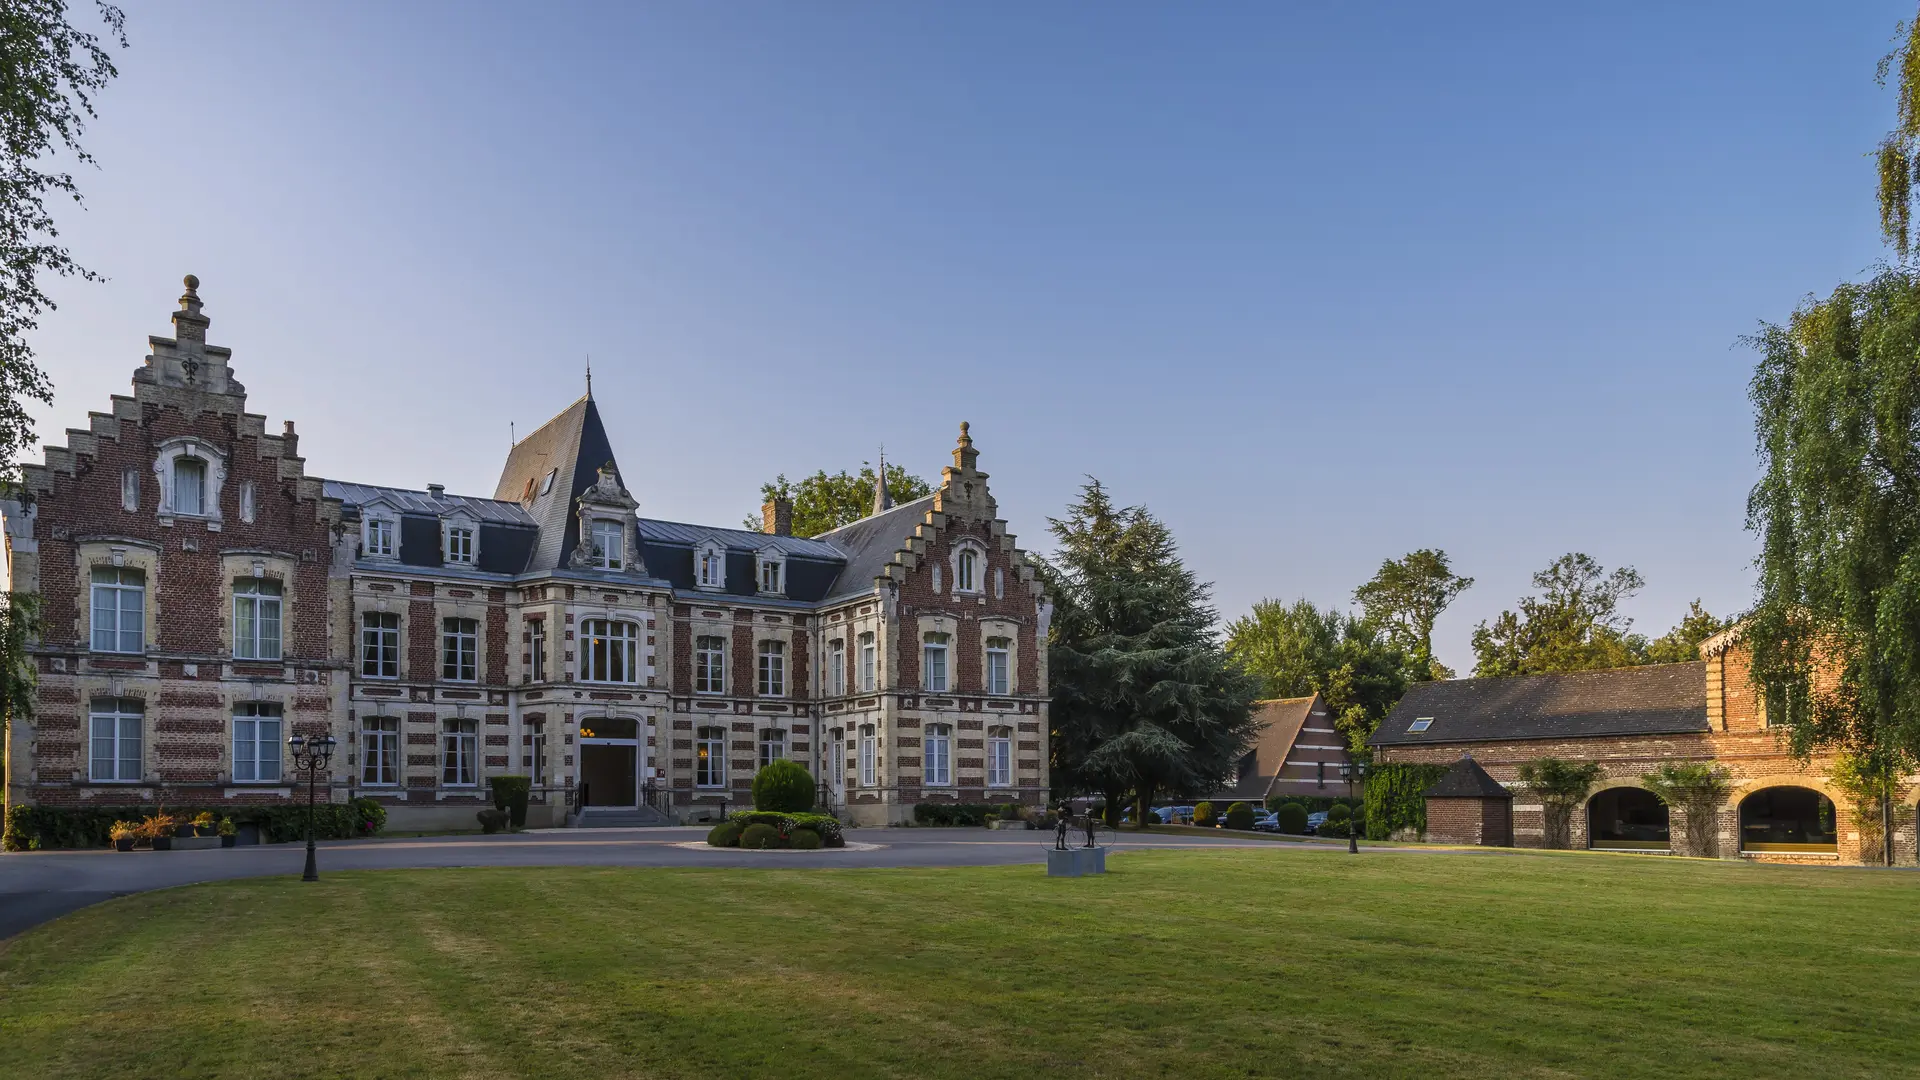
[872,447,893,515]
[585,355,593,398]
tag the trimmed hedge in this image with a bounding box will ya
[1224,801,1256,831]
[791,828,823,850]
[707,820,744,847]
[3,798,388,851]
[1274,803,1309,834]
[738,823,781,850]
[1362,762,1450,841]
[730,810,845,848]
[752,760,816,813]
[1193,801,1218,827]
[911,802,996,827]
[1264,794,1363,814]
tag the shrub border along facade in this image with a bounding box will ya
[3,799,387,851]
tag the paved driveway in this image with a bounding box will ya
[0,827,1348,940]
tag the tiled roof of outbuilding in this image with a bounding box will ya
[1371,662,1709,747]
[1422,755,1512,799]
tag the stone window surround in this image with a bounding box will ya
[75,539,162,654]
[442,512,479,565]
[755,545,787,597]
[585,514,628,571]
[357,595,405,680]
[693,537,728,591]
[74,683,299,787]
[916,614,956,693]
[981,618,1020,695]
[152,436,226,528]
[949,537,988,596]
[360,500,399,560]
[220,551,298,661]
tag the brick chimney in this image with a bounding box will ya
[763,496,793,537]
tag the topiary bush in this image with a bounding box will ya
[738,822,783,850]
[752,760,816,813]
[476,809,509,834]
[1327,802,1352,824]
[1224,801,1256,830]
[707,820,743,847]
[1274,803,1309,834]
[790,827,824,850]
[1193,801,1218,827]
[489,775,532,830]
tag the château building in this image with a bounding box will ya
[1,278,1053,831]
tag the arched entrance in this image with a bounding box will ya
[1588,787,1670,851]
[578,715,640,809]
[1739,786,1837,853]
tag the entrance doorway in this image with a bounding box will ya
[578,716,640,809]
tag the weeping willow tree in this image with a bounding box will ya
[1878,18,1920,259]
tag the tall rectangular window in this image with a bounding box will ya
[923,632,950,693]
[827,639,845,697]
[695,726,726,787]
[362,716,400,786]
[365,518,394,558]
[858,725,876,787]
[757,641,785,697]
[957,549,978,593]
[591,519,624,570]
[89,567,145,654]
[986,637,1010,696]
[695,635,726,694]
[231,703,283,782]
[830,727,845,791]
[528,719,547,785]
[858,632,875,692]
[443,718,478,786]
[442,618,478,682]
[361,611,399,678]
[759,558,782,594]
[988,726,1012,788]
[925,723,952,787]
[581,620,638,683]
[173,457,207,516]
[759,728,787,768]
[445,525,475,565]
[233,578,283,661]
[529,618,548,682]
[88,697,143,782]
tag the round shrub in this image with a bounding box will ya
[707,820,743,847]
[1274,803,1309,834]
[752,760,816,813]
[475,809,509,835]
[790,827,824,850]
[1224,801,1256,831]
[1320,818,1351,839]
[738,823,782,850]
[1327,803,1352,824]
[1193,801,1218,827]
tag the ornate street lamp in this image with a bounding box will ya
[1339,759,1368,855]
[288,732,338,882]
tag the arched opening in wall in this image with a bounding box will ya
[1739,786,1838,853]
[578,715,640,809]
[1587,788,1670,851]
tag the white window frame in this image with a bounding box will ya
[925,723,952,787]
[987,726,1013,788]
[362,715,400,786]
[172,455,209,517]
[444,521,477,565]
[858,632,876,693]
[89,566,145,654]
[443,617,479,682]
[233,577,283,661]
[695,725,726,788]
[695,635,727,694]
[831,727,846,791]
[985,637,1011,696]
[364,516,396,559]
[581,619,640,684]
[695,540,727,590]
[238,481,257,524]
[152,438,225,524]
[590,518,625,571]
[231,703,284,783]
[758,728,787,769]
[527,719,548,785]
[88,698,143,783]
[529,618,548,682]
[858,725,876,787]
[923,632,950,693]
[827,639,845,697]
[1408,717,1433,733]
[757,640,786,697]
[757,548,786,595]
[443,717,478,786]
[362,611,399,678]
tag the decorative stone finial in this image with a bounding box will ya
[179,273,204,316]
[952,420,978,471]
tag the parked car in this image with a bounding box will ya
[1159,805,1196,825]
[1250,811,1281,833]
[1305,811,1329,835]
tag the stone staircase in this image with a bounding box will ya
[573,806,673,828]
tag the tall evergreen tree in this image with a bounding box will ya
[1353,549,1472,680]
[1044,479,1260,824]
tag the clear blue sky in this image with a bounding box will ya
[17,2,1913,671]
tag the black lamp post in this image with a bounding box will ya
[288,732,338,882]
[1340,759,1367,855]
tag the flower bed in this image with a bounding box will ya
[706,811,846,850]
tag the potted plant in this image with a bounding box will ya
[217,817,237,848]
[193,811,218,838]
[145,812,177,851]
[110,821,137,852]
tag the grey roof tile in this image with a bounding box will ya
[1372,663,1709,747]
[322,480,535,525]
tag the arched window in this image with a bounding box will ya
[1587,787,1669,850]
[1739,786,1838,853]
[957,548,978,593]
[925,723,952,787]
[581,620,639,683]
[987,726,1013,788]
[696,726,726,788]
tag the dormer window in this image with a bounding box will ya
[173,457,207,517]
[756,548,786,595]
[590,519,624,571]
[445,523,476,565]
[695,540,726,590]
[364,517,395,558]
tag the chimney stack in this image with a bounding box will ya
[763,496,793,537]
[282,420,298,458]
[427,483,445,499]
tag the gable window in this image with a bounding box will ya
[361,716,400,786]
[932,563,942,594]
[759,728,787,768]
[994,567,1004,599]
[443,718,478,786]
[696,543,726,589]
[925,723,952,787]
[590,519,624,571]
[239,481,257,524]
[581,619,639,683]
[758,640,786,697]
[233,578,283,661]
[89,567,145,654]
[858,632,876,692]
[361,611,399,678]
[231,703,283,782]
[442,618,478,682]
[923,632,950,693]
[986,637,1011,696]
[758,551,784,595]
[988,726,1013,788]
[445,523,476,565]
[88,697,143,783]
[957,548,978,593]
[529,618,548,682]
[364,517,395,558]
[695,726,726,787]
[173,456,207,516]
[858,724,876,787]
[827,639,845,697]
[695,635,727,694]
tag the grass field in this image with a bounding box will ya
[1,849,1915,1079]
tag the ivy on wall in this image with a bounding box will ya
[1362,763,1449,841]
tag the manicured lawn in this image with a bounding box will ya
[1,850,1914,1079]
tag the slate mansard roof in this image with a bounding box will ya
[1371,662,1710,748]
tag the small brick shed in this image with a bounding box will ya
[1423,754,1512,846]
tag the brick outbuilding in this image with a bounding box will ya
[1421,754,1512,847]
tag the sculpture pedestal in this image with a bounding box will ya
[1045,847,1107,877]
